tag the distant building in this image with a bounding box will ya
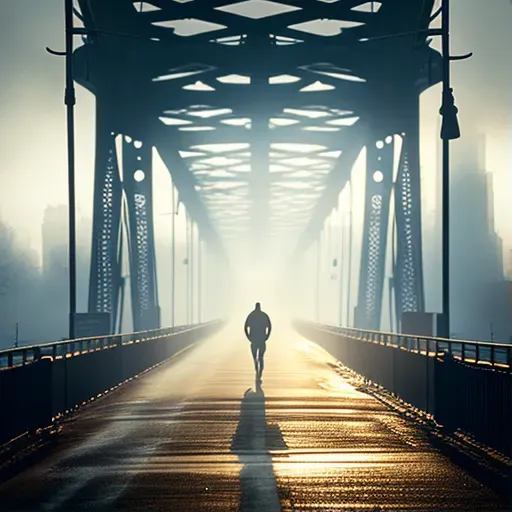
[487,280,512,342]
[450,133,507,341]
[41,206,91,338]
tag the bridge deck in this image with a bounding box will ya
[0,328,504,511]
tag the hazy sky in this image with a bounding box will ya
[0,0,511,265]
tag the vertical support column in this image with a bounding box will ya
[123,137,159,331]
[355,137,394,330]
[88,107,122,333]
[171,184,176,328]
[185,212,190,325]
[198,236,202,324]
[190,221,195,325]
[346,182,353,327]
[338,212,345,327]
[394,99,425,328]
[315,237,320,323]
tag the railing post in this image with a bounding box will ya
[64,343,69,412]
[461,341,465,362]
[475,343,479,364]
[490,344,495,366]
[426,339,430,413]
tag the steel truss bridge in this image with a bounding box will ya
[73,0,443,332]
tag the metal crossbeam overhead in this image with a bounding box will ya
[75,0,443,330]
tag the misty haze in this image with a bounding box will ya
[0,1,511,510]
[0,0,511,346]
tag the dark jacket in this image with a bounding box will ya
[244,310,272,343]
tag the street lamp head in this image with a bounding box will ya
[439,87,461,140]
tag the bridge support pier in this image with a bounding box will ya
[355,135,394,330]
[123,137,160,331]
[88,109,123,333]
[394,105,425,329]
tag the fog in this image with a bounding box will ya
[0,0,511,346]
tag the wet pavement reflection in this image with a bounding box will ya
[0,327,506,511]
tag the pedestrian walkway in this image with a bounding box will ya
[0,325,504,511]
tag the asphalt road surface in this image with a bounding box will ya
[0,325,505,511]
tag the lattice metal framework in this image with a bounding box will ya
[88,108,123,331]
[74,0,442,330]
[123,139,159,331]
[355,139,394,329]
[394,112,425,325]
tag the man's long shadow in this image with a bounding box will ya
[230,387,288,512]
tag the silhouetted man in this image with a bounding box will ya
[244,302,272,381]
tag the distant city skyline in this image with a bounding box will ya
[448,132,508,340]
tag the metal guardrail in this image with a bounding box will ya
[297,321,512,460]
[322,325,512,370]
[0,324,200,370]
[0,320,223,448]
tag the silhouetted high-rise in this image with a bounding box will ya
[450,133,507,340]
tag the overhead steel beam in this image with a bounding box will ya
[152,132,228,263]
[170,129,344,148]
[141,6,374,38]
[77,0,442,276]
[294,123,367,256]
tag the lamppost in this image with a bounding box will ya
[64,0,77,341]
[190,219,195,325]
[46,0,78,340]
[346,181,353,328]
[184,211,192,325]
[438,0,471,338]
[344,0,468,336]
[172,185,176,327]
[338,206,345,327]
[315,236,320,323]
[198,236,202,324]
[160,185,179,328]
